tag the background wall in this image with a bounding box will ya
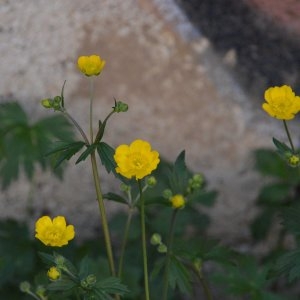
[1,0,297,245]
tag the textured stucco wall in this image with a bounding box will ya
[0,0,287,245]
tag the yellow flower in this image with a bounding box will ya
[170,194,185,209]
[262,85,300,120]
[35,216,75,247]
[77,55,105,76]
[114,139,160,180]
[47,266,61,281]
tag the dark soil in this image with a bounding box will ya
[176,0,300,97]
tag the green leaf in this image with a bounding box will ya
[187,189,217,207]
[254,149,300,183]
[281,203,300,237]
[257,182,292,205]
[250,209,275,241]
[76,144,96,164]
[103,192,128,205]
[95,277,129,296]
[47,275,77,291]
[272,138,292,154]
[48,141,86,168]
[168,255,192,295]
[168,150,191,194]
[272,249,300,282]
[96,142,116,174]
[0,102,76,188]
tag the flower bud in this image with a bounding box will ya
[81,274,97,289]
[36,285,47,297]
[157,243,168,253]
[47,266,61,281]
[146,176,157,187]
[54,255,65,267]
[114,101,129,113]
[41,98,53,109]
[163,189,172,199]
[170,194,185,209]
[193,258,202,272]
[150,233,162,245]
[20,281,31,293]
[120,183,131,192]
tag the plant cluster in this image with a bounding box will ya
[1,55,300,299]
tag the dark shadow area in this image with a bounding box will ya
[176,0,300,97]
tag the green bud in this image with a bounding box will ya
[150,233,162,245]
[41,98,53,109]
[114,101,129,113]
[81,274,97,289]
[120,183,131,192]
[193,258,202,272]
[193,173,204,183]
[146,176,157,187]
[36,285,46,297]
[157,243,168,253]
[20,281,31,293]
[52,96,62,111]
[163,189,172,199]
[54,254,65,268]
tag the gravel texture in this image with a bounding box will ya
[0,0,289,245]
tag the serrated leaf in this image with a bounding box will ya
[272,249,300,282]
[51,142,86,168]
[281,203,300,237]
[168,255,192,295]
[97,142,116,174]
[47,275,77,291]
[168,150,191,194]
[76,144,96,164]
[95,277,129,295]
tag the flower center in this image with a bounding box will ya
[46,228,63,242]
[131,153,146,169]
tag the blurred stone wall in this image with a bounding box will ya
[0,0,290,245]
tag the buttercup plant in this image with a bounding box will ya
[18,53,292,300]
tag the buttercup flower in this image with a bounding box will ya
[77,55,105,76]
[47,267,61,281]
[114,139,160,180]
[170,194,185,209]
[262,85,300,120]
[35,216,75,247]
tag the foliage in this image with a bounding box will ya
[2,64,300,300]
[0,102,74,189]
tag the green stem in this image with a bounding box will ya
[162,210,178,300]
[26,291,42,300]
[89,77,95,142]
[118,208,134,278]
[64,111,90,145]
[90,152,116,276]
[283,120,295,152]
[138,180,150,300]
[194,269,213,300]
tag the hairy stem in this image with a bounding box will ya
[283,120,295,152]
[63,111,90,145]
[90,152,116,276]
[138,180,150,300]
[118,208,134,278]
